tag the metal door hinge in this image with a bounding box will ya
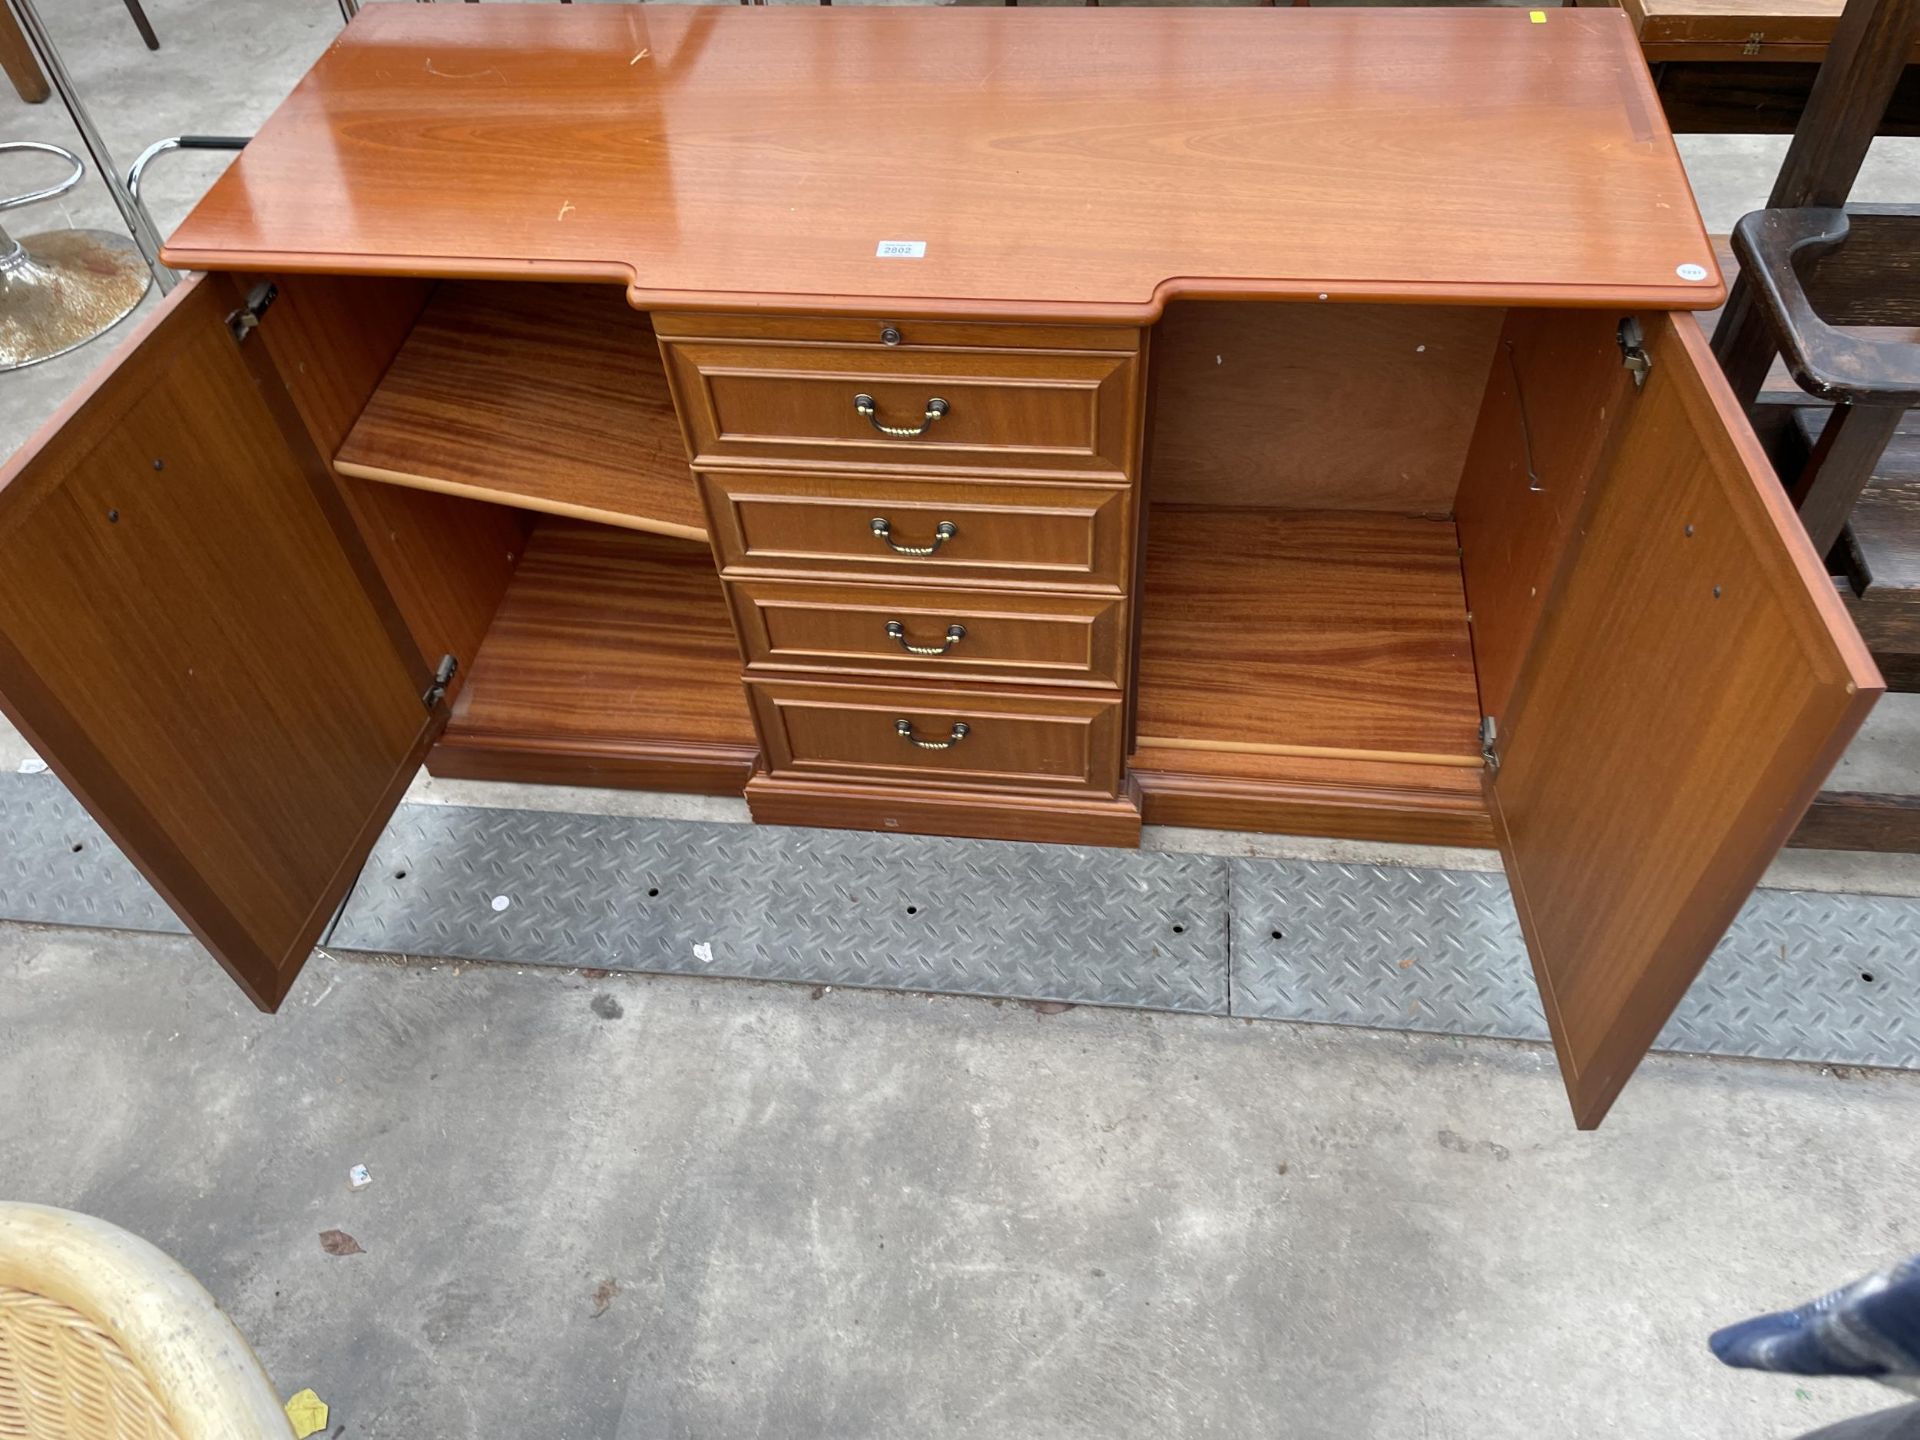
[225,281,278,343]
[1480,715,1500,771]
[423,654,457,710]
[1617,317,1651,389]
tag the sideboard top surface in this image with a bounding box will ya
[162,4,1723,319]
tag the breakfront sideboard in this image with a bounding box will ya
[0,5,1879,1127]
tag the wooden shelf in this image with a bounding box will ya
[1130,743,1494,848]
[335,281,707,541]
[429,519,756,793]
[1136,506,1482,764]
[1132,506,1488,845]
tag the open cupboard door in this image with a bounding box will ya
[1465,312,1881,1129]
[0,276,446,1011]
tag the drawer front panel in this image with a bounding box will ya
[701,472,1132,590]
[653,313,1143,354]
[664,341,1139,476]
[748,680,1125,795]
[730,580,1126,686]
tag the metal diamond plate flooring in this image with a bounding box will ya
[330,802,1229,1014]
[0,772,185,936]
[1230,858,1920,1068]
[2,771,1918,1069]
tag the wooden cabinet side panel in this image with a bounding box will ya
[0,278,437,1010]
[1455,308,1635,723]
[1490,312,1881,1128]
[255,272,530,690]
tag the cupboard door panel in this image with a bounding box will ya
[1486,313,1881,1128]
[0,276,438,1010]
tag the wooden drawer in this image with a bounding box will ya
[729,579,1127,687]
[654,312,1143,352]
[748,679,1125,795]
[701,471,1133,591]
[662,337,1140,477]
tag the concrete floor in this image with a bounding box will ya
[3,921,1917,1439]
[5,3,1920,1437]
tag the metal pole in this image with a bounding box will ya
[339,0,358,20]
[6,0,178,293]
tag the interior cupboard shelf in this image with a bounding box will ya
[1130,505,1488,845]
[334,281,707,541]
[429,519,757,792]
[1134,506,1482,766]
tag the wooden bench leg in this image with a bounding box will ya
[120,0,157,51]
[1795,401,1909,558]
[0,2,50,104]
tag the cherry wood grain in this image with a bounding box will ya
[1131,745,1495,848]
[1135,507,1482,765]
[1455,309,1636,725]
[1148,303,1503,514]
[335,280,706,540]
[701,471,1133,592]
[746,771,1143,848]
[0,277,435,1011]
[255,272,531,698]
[653,313,1140,352]
[661,336,1140,479]
[1489,312,1881,1129]
[728,578,1127,689]
[749,678,1125,796]
[161,5,1721,317]
[439,520,756,791]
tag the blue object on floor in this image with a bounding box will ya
[1712,1256,1920,1395]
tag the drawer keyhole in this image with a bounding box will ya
[886,620,966,656]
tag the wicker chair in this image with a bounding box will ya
[0,1205,291,1439]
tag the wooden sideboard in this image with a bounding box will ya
[0,5,1880,1128]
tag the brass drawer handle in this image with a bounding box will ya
[870,517,956,556]
[886,620,966,655]
[856,393,948,438]
[896,718,969,750]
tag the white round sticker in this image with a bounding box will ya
[1676,263,1709,282]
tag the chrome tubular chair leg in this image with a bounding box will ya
[0,141,149,370]
[7,0,176,292]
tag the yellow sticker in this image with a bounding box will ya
[284,1388,329,1438]
[1530,9,1547,19]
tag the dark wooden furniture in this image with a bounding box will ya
[1696,0,1920,851]
[1599,0,1920,132]
[0,5,1882,1129]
